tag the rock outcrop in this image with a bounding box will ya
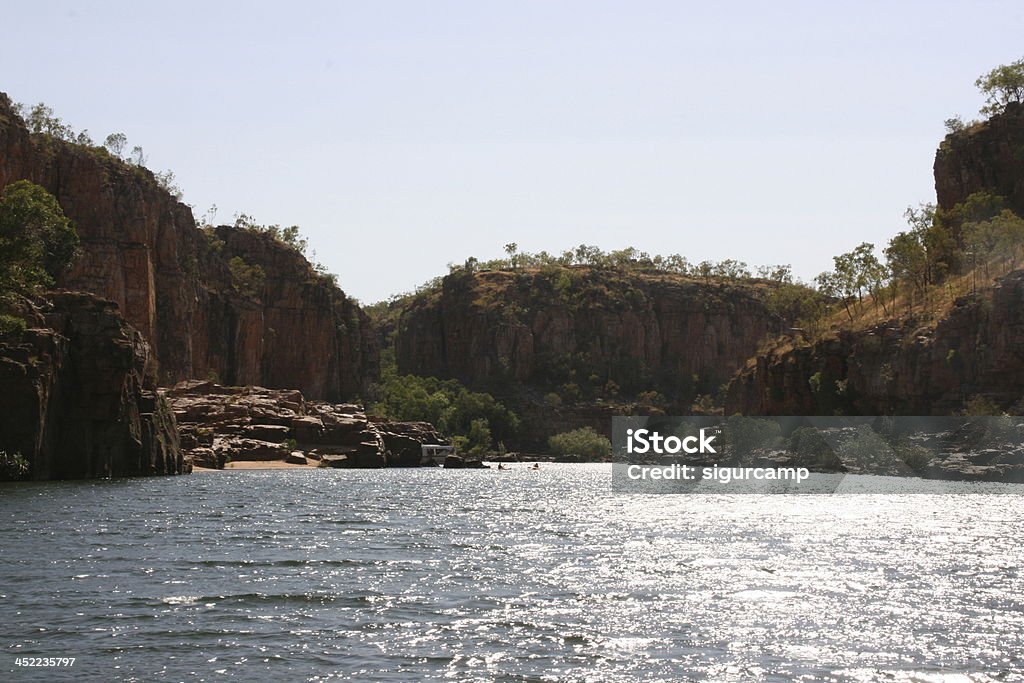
[725,270,1024,415]
[167,381,448,469]
[396,268,784,400]
[934,102,1024,215]
[0,292,185,479]
[729,103,1024,418]
[0,93,376,400]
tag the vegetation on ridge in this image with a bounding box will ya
[369,352,520,456]
[12,101,183,199]
[0,180,79,337]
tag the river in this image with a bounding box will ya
[1,465,1022,681]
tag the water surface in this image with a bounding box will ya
[1,465,1022,681]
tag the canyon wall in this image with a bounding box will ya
[396,268,784,403]
[0,292,184,479]
[725,270,1024,415]
[730,105,1024,417]
[934,101,1024,214]
[0,93,375,400]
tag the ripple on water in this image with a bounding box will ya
[0,466,1022,681]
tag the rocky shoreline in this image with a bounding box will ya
[167,380,452,470]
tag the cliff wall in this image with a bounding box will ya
[396,268,784,403]
[934,101,1024,214]
[725,270,1024,415]
[0,93,375,400]
[0,292,184,479]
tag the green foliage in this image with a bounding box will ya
[547,427,611,459]
[0,181,79,295]
[944,116,966,134]
[976,57,1024,117]
[227,256,265,300]
[0,451,29,481]
[370,360,519,451]
[447,242,790,284]
[0,313,27,339]
[233,214,309,254]
[464,418,493,455]
[765,282,828,327]
[104,132,127,157]
[16,102,80,142]
[14,102,184,203]
[154,170,183,200]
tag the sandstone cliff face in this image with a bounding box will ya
[396,268,784,401]
[729,103,1024,417]
[0,292,184,479]
[934,102,1024,214]
[193,227,377,400]
[725,270,1024,415]
[0,93,375,400]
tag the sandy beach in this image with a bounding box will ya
[193,460,315,471]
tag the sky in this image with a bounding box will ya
[3,1,1023,303]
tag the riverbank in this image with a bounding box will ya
[193,460,315,471]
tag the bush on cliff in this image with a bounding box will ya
[548,427,611,459]
[0,451,29,481]
[0,180,79,295]
[976,57,1024,117]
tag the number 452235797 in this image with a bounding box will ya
[15,657,75,667]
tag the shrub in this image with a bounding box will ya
[548,427,611,459]
[0,451,29,481]
[370,362,519,447]
[0,180,79,294]
[227,256,265,300]
[0,313,27,339]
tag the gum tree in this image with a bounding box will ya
[977,57,1024,116]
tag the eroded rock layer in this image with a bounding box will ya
[0,93,376,400]
[167,381,448,469]
[0,292,185,479]
[725,270,1024,415]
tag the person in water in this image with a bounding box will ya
[531,463,540,470]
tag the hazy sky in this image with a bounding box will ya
[4,1,1023,302]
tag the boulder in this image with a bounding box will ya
[286,451,309,465]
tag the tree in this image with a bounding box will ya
[0,180,79,294]
[504,242,520,270]
[23,103,74,140]
[130,145,147,166]
[976,57,1024,117]
[104,133,127,158]
[548,427,611,459]
[884,230,927,312]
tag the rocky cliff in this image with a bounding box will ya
[396,267,785,406]
[725,270,1024,415]
[167,380,447,469]
[934,102,1024,215]
[0,292,185,479]
[0,93,375,400]
[728,103,1024,417]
